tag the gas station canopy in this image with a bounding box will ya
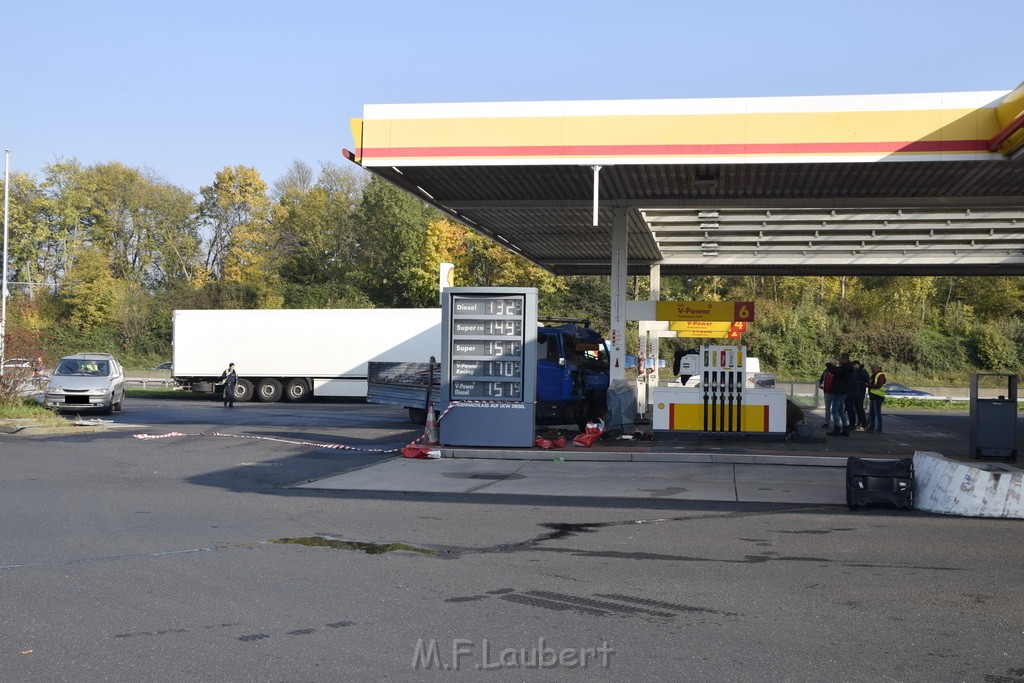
[347,83,1024,276]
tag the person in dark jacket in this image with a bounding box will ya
[827,353,854,436]
[818,360,836,429]
[220,362,238,407]
[847,360,870,431]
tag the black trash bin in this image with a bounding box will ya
[969,374,1018,461]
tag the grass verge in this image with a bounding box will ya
[0,399,71,427]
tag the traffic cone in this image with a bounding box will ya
[424,402,439,445]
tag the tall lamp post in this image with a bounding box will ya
[1,148,9,372]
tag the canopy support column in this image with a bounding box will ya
[609,207,628,381]
[639,264,661,415]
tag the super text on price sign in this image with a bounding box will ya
[655,301,754,323]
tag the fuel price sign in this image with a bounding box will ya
[448,295,526,401]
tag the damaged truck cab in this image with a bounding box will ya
[535,321,611,430]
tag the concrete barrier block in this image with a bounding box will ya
[913,451,1023,518]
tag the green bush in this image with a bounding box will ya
[911,328,972,381]
[845,316,923,365]
[281,282,374,309]
[745,301,835,380]
[971,325,1020,371]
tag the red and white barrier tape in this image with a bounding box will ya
[133,431,399,453]
[435,402,458,421]
[134,401,518,452]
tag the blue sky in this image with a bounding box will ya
[4,0,1021,193]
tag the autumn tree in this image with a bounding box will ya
[947,277,1024,319]
[271,159,316,202]
[36,159,95,284]
[274,162,365,287]
[349,177,436,307]
[146,183,203,287]
[415,217,564,302]
[198,166,276,290]
[77,163,202,288]
[1,172,50,297]
[59,246,121,333]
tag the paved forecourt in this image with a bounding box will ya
[298,407,1023,514]
[297,457,846,505]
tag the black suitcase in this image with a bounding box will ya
[846,457,914,509]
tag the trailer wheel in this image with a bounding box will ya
[257,378,283,402]
[233,378,254,403]
[285,378,310,402]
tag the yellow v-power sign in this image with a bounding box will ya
[655,301,755,323]
[669,321,748,334]
[675,328,742,339]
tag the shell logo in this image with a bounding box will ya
[440,262,455,289]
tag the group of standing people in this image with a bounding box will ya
[818,354,887,436]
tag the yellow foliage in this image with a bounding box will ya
[61,248,122,332]
[203,166,278,284]
[12,303,47,332]
[422,217,564,295]
[223,221,277,284]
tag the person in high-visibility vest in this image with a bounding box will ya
[866,363,887,433]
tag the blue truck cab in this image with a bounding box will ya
[535,321,610,430]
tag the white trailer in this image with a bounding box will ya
[171,308,441,402]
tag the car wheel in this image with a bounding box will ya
[285,378,310,402]
[257,378,283,402]
[114,393,124,412]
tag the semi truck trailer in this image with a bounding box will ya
[171,308,441,402]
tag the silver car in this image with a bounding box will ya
[45,353,126,414]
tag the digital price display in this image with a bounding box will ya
[452,360,523,378]
[450,380,522,400]
[452,340,522,357]
[454,297,524,317]
[449,295,526,402]
[452,319,523,337]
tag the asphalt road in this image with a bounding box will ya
[2,398,1023,681]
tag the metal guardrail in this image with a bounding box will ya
[774,381,1006,408]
